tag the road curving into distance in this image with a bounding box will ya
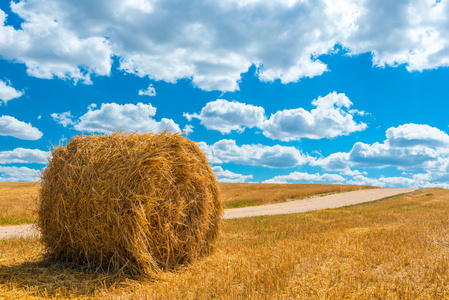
[1,188,417,240]
[224,188,417,219]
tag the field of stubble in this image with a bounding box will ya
[0,184,448,299]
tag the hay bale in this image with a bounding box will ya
[38,132,222,277]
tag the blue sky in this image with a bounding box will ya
[1,0,449,188]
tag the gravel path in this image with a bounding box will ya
[0,188,417,240]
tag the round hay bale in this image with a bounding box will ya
[38,132,222,277]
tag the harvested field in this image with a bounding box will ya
[0,188,447,299]
[0,182,39,225]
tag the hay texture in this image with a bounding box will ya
[38,132,222,277]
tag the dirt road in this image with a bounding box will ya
[0,224,39,240]
[224,187,417,219]
[0,188,417,240]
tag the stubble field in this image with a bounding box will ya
[0,184,448,299]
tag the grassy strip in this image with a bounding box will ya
[0,216,36,226]
[1,188,448,299]
[225,200,265,208]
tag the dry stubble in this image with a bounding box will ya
[0,188,448,299]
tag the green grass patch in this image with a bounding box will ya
[0,216,36,225]
[225,200,264,208]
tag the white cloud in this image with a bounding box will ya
[197,141,223,165]
[0,79,23,104]
[52,102,181,133]
[0,148,49,164]
[0,4,112,84]
[257,57,328,84]
[346,175,412,188]
[339,168,366,177]
[261,92,367,141]
[187,92,367,139]
[138,84,156,96]
[345,0,449,72]
[413,170,449,188]
[345,174,444,189]
[211,166,253,183]
[0,115,43,140]
[0,165,41,182]
[313,123,449,172]
[386,123,449,148]
[199,139,307,168]
[2,1,449,91]
[184,99,266,134]
[311,152,351,171]
[263,169,449,189]
[51,111,74,127]
[182,124,194,135]
[263,171,345,184]
[348,141,440,169]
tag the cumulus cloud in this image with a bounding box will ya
[51,102,181,134]
[263,169,449,189]
[3,1,446,91]
[0,115,43,140]
[211,166,253,183]
[199,139,307,168]
[386,123,449,148]
[0,5,112,84]
[348,124,449,170]
[310,152,350,171]
[182,124,194,135]
[51,111,74,127]
[184,99,266,134]
[339,168,367,177]
[348,141,440,169]
[187,92,366,139]
[138,84,156,96]
[0,148,49,164]
[346,174,435,189]
[0,165,41,182]
[262,92,367,141]
[263,171,345,184]
[0,79,23,104]
[345,0,449,72]
[313,123,449,172]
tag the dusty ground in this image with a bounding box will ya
[0,188,416,240]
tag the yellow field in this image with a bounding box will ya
[1,188,448,299]
[0,182,372,225]
[0,182,40,225]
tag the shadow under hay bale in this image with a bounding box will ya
[37,131,223,277]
